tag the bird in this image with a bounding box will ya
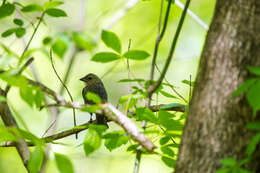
[80,73,108,126]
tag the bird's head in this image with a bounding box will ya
[80,73,102,86]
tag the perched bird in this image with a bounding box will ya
[80,73,108,125]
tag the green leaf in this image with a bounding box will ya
[1,28,16,37]
[123,50,150,60]
[248,66,260,76]
[161,146,174,157]
[159,136,171,145]
[20,85,35,107]
[44,1,64,10]
[42,36,52,45]
[103,131,129,151]
[81,105,101,113]
[118,78,145,83]
[83,128,102,156]
[101,30,121,53]
[232,79,257,97]
[55,153,74,173]
[28,146,44,173]
[21,4,43,12]
[0,127,17,142]
[34,88,44,108]
[246,133,260,156]
[135,107,158,124]
[15,27,26,38]
[247,122,260,131]
[13,18,24,26]
[215,168,232,173]
[127,144,139,152]
[220,158,237,167]
[158,110,183,130]
[160,90,177,99]
[52,38,68,58]
[237,168,252,173]
[246,80,260,115]
[45,8,67,17]
[91,52,121,63]
[85,92,101,104]
[16,129,45,146]
[182,79,195,86]
[161,156,175,168]
[72,32,96,51]
[0,43,19,58]
[0,3,15,19]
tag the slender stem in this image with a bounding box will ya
[134,1,171,172]
[149,0,191,95]
[59,48,78,95]
[149,0,173,95]
[19,12,45,64]
[2,0,6,5]
[50,51,77,138]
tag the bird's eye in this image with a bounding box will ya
[87,77,92,80]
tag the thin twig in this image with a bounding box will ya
[155,64,187,103]
[50,51,77,138]
[189,74,192,102]
[149,0,173,103]
[148,0,191,95]
[4,57,34,95]
[19,12,45,64]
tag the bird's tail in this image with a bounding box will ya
[96,113,108,127]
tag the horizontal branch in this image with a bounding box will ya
[1,121,92,147]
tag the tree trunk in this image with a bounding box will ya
[175,0,260,172]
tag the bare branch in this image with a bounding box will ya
[148,0,191,95]
[104,103,156,152]
[0,101,30,171]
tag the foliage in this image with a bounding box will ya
[217,66,260,173]
[0,0,190,172]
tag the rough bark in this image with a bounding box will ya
[175,0,260,172]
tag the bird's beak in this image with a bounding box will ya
[80,77,86,82]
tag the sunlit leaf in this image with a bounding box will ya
[103,131,129,151]
[21,4,43,12]
[55,153,74,173]
[246,133,260,156]
[28,146,44,173]
[246,80,260,115]
[0,3,15,19]
[15,27,26,38]
[13,18,24,26]
[83,128,102,156]
[46,8,67,17]
[220,158,237,167]
[101,30,121,53]
[160,90,177,99]
[91,52,121,63]
[72,32,96,51]
[42,36,52,45]
[159,136,171,145]
[161,156,175,168]
[161,146,175,157]
[248,66,260,76]
[1,28,16,37]
[85,92,101,104]
[232,79,257,97]
[182,79,195,86]
[44,1,64,10]
[123,50,150,60]
[136,107,158,124]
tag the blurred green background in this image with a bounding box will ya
[0,0,216,172]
